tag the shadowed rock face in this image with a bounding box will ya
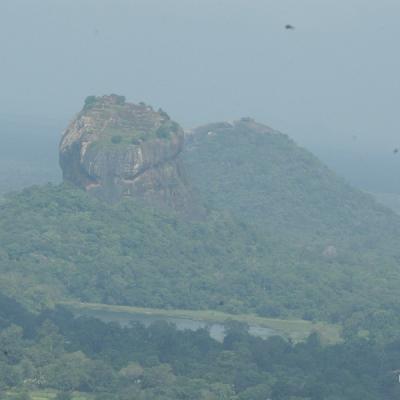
[60,95,193,210]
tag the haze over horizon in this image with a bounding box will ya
[1,0,400,193]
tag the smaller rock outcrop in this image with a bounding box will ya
[60,95,193,210]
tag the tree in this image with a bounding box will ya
[0,325,24,364]
[142,364,176,388]
[44,351,90,391]
[84,96,97,110]
[119,362,144,381]
[239,383,272,400]
[55,392,72,400]
[111,135,122,144]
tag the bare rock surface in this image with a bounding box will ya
[60,95,193,210]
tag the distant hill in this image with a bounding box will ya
[0,115,61,195]
[184,119,400,245]
[0,158,60,196]
[370,192,400,215]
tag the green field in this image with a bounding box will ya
[62,301,342,344]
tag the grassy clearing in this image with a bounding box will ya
[29,391,57,400]
[5,390,91,400]
[61,301,342,345]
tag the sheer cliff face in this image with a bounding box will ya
[59,95,192,209]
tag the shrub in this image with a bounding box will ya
[55,392,72,400]
[156,125,171,139]
[111,135,122,144]
[158,108,170,120]
[155,120,182,140]
[113,95,126,105]
[83,96,97,110]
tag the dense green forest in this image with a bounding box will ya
[184,120,400,243]
[3,117,400,399]
[2,119,400,341]
[1,293,400,400]
[1,182,400,341]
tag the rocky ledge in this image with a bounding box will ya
[59,94,193,210]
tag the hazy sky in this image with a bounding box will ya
[1,0,400,191]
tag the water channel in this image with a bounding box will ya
[74,308,278,342]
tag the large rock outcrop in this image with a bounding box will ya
[60,95,193,210]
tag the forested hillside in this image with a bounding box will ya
[1,180,400,341]
[184,119,400,244]
[2,115,400,399]
[0,294,399,400]
[1,110,400,346]
[371,192,400,215]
